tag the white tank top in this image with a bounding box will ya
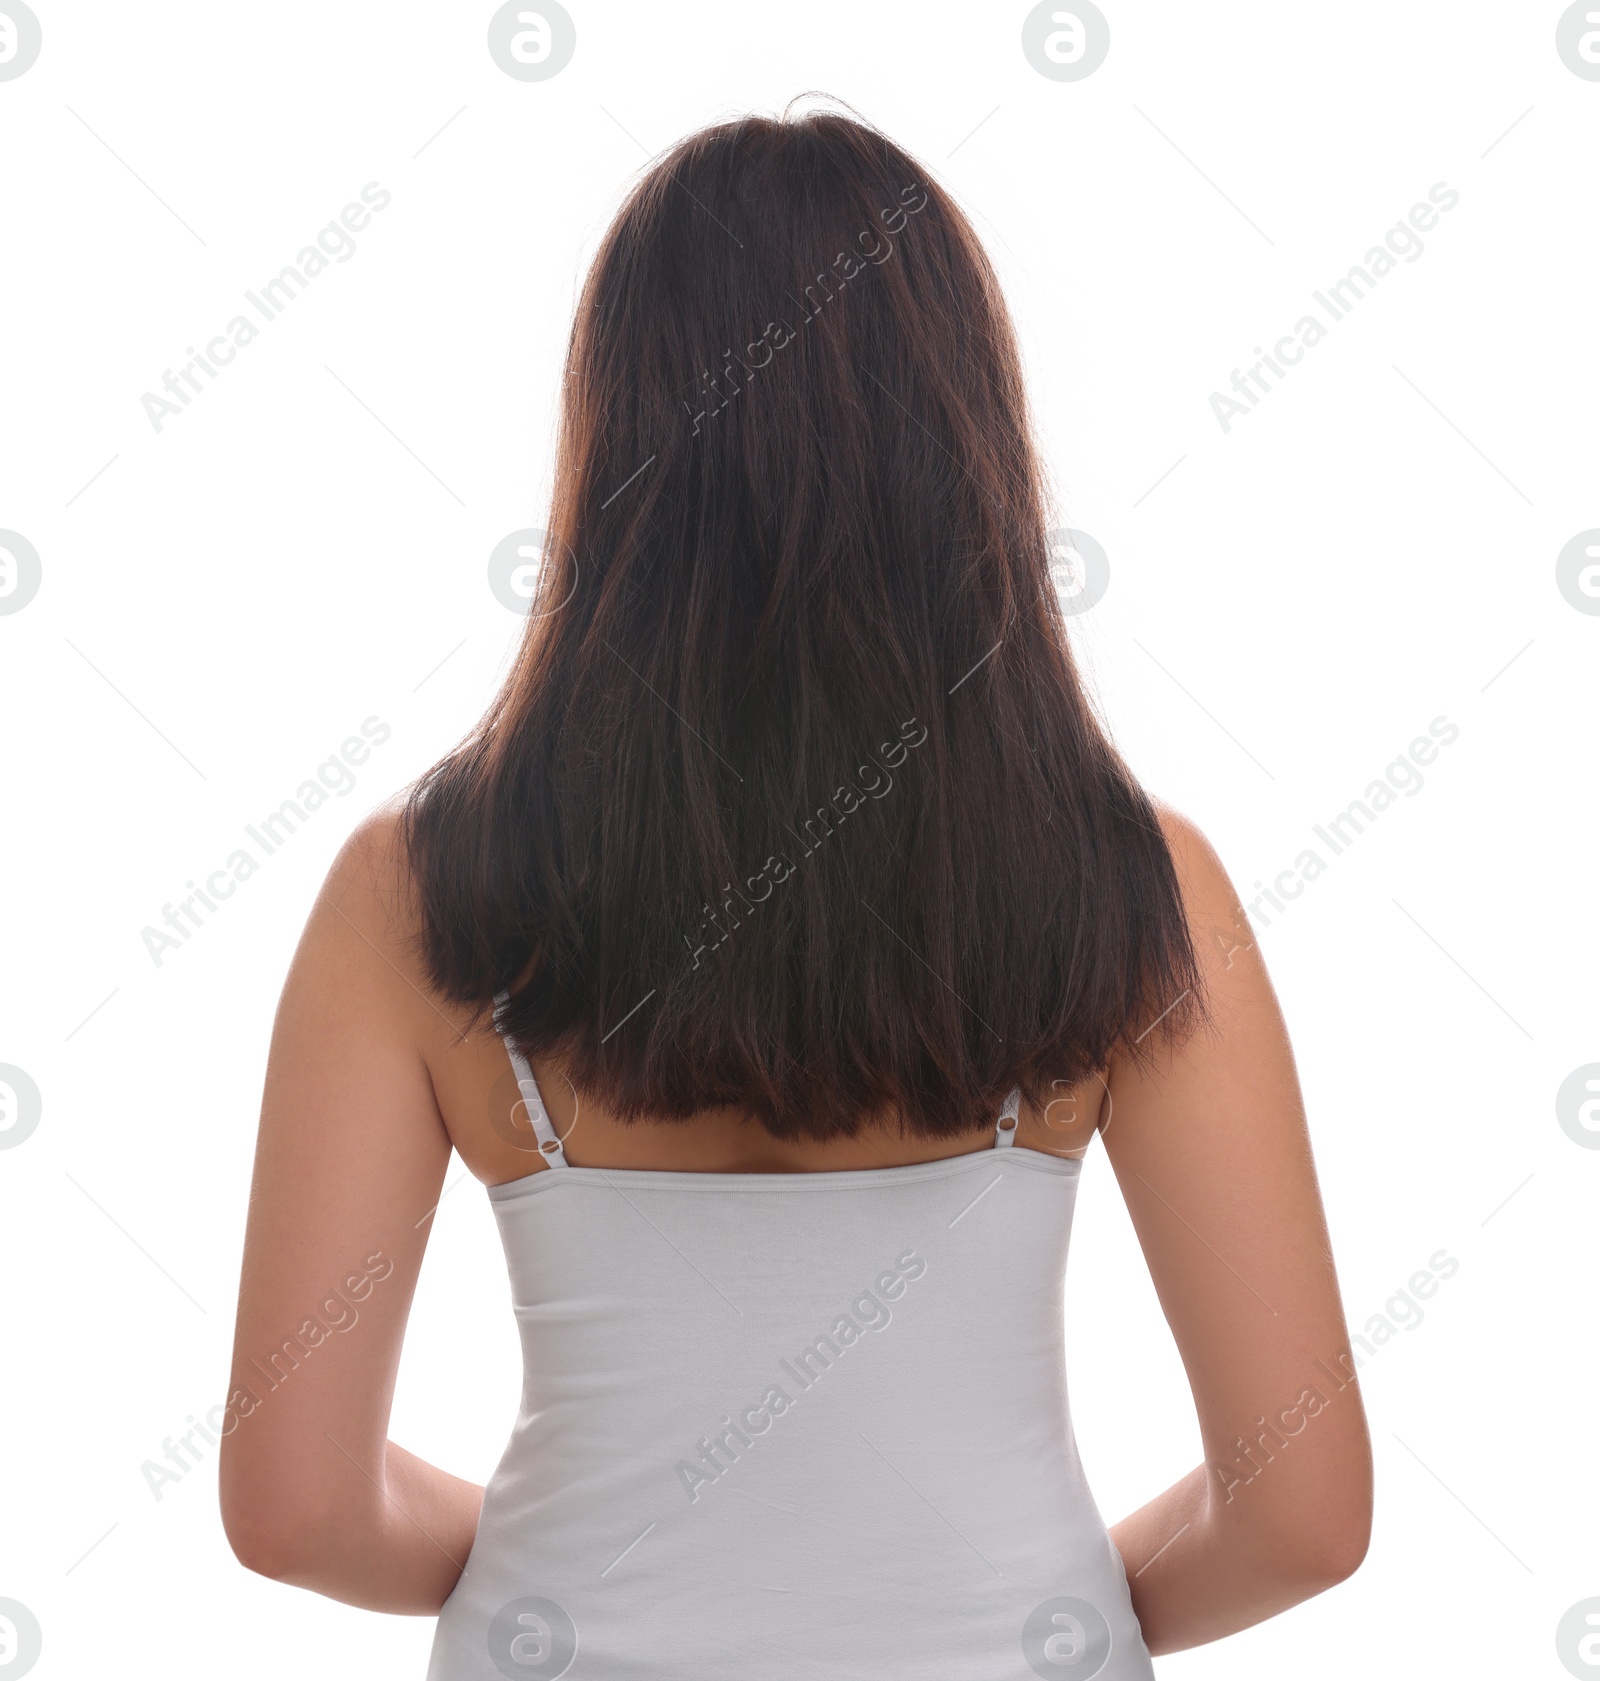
[425,994,1154,1680]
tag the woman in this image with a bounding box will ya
[219,109,1372,1676]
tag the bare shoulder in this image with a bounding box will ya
[1017,803,1244,1158]
[1149,799,1256,983]
[1151,801,1235,912]
[286,797,461,1046]
[320,797,412,909]
[309,799,418,945]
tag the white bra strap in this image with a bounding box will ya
[491,989,568,1167]
[994,1087,1021,1148]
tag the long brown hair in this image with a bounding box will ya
[402,105,1202,1141]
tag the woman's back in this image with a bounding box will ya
[426,994,1145,1680]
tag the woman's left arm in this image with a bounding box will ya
[218,812,482,1611]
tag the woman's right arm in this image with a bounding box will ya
[1103,810,1373,1654]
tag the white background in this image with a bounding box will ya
[1,2,1596,1676]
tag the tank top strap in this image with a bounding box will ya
[491,989,568,1168]
[994,1086,1021,1148]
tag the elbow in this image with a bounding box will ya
[224,1520,303,1583]
[1300,1452,1374,1587]
[221,1499,324,1584]
[219,1457,334,1583]
[1277,1478,1374,1591]
[1220,1460,1374,1593]
[1289,1506,1372,1588]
